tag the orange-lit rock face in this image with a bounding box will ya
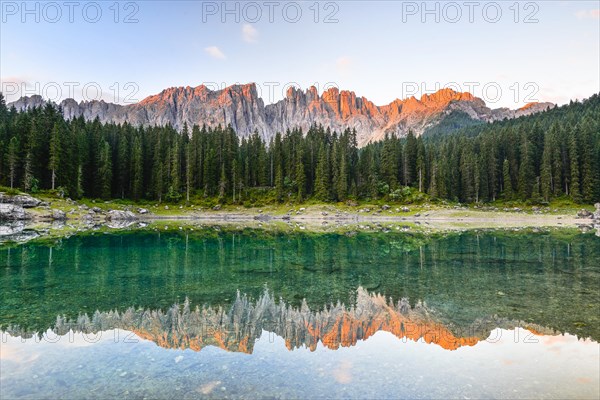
[84,290,499,354]
[8,288,559,355]
[8,85,554,147]
[130,298,481,354]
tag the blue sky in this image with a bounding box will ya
[1,1,599,108]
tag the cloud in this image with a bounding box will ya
[575,9,599,19]
[204,46,226,60]
[336,56,352,74]
[242,24,259,43]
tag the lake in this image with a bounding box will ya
[1,228,599,399]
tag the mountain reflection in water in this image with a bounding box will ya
[1,229,599,399]
[4,288,563,353]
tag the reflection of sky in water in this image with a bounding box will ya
[2,231,599,398]
[2,328,598,399]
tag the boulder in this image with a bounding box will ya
[91,207,103,213]
[82,213,95,225]
[105,210,138,221]
[594,203,600,220]
[212,204,222,211]
[51,209,67,220]
[0,193,42,208]
[0,204,30,221]
[576,209,594,219]
[51,220,66,230]
[138,208,149,214]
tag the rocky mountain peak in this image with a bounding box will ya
[7,84,555,146]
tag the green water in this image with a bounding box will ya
[1,229,599,338]
[1,228,599,399]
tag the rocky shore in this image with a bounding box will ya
[1,193,599,243]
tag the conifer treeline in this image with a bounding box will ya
[0,93,598,204]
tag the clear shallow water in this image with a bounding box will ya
[1,229,599,398]
[2,328,598,399]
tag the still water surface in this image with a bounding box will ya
[1,229,599,398]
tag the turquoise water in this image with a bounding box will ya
[1,228,599,398]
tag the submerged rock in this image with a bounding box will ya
[0,220,41,243]
[106,220,137,229]
[0,229,39,243]
[0,221,25,236]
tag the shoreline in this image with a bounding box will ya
[131,213,585,228]
[2,193,599,242]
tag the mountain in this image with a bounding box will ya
[7,84,554,146]
[7,288,557,354]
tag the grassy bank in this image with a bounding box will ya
[10,187,594,217]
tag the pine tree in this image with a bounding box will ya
[116,133,130,198]
[7,136,19,189]
[540,134,553,202]
[518,135,535,199]
[76,164,84,199]
[49,122,62,190]
[153,135,164,202]
[98,140,113,199]
[337,151,348,201]
[429,162,438,198]
[368,150,379,199]
[168,136,181,201]
[131,136,143,201]
[549,124,563,196]
[231,158,238,203]
[569,129,581,202]
[185,140,192,203]
[502,159,513,199]
[403,131,418,186]
[579,119,596,202]
[218,163,227,200]
[460,146,475,202]
[417,138,426,193]
[314,143,330,201]
[0,93,7,125]
[381,135,398,188]
[295,142,306,201]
